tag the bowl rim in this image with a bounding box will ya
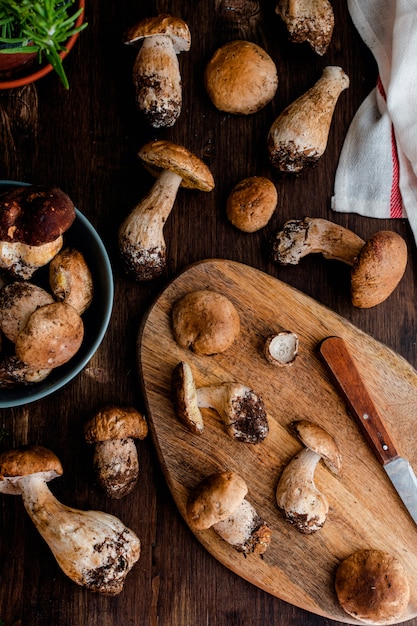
[0,180,114,408]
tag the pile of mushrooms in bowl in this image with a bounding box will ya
[0,181,114,407]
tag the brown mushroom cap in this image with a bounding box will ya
[84,406,148,443]
[0,281,54,343]
[0,445,63,494]
[351,231,407,308]
[0,186,76,246]
[171,290,241,355]
[187,471,248,530]
[290,420,342,474]
[335,549,410,624]
[15,302,84,369]
[124,13,191,53]
[204,40,278,115]
[138,140,215,191]
[226,176,278,233]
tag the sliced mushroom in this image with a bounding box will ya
[84,406,148,499]
[172,361,269,444]
[226,176,278,233]
[124,14,191,128]
[0,445,140,594]
[267,66,349,173]
[271,217,408,307]
[171,290,240,355]
[276,420,342,533]
[187,470,271,554]
[49,247,93,315]
[276,0,335,56]
[264,331,299,366]
[118,141,214,281]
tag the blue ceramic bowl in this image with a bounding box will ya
[0,181,114,407]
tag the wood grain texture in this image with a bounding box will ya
[139,259,417,624]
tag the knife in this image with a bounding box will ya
[319,335,417,526]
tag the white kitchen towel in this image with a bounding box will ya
[331,0,417,241]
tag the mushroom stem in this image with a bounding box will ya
[93,438,139,499]
[271,217,365,266]
[276,0,335,56]
[213,497,272,554]
[16,473,140,595]
[118,169,182,280]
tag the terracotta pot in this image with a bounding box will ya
[0,0,85,89]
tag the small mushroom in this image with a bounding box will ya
[276,0,335,56]
[264,331,299,366]
[267,66,349,173]
[204,40,278,115]
[123,14,191,128]
[226,176,278,233]
[171,290,240,355]
[276,420,342,533]
[49,247,94,315]
[0,355,51,388]
[118,141,214,281]
[84,406,148,499]
[187,470,271,554]
[172,361,269,444]
[271,217,408,307]
[0,445,140,594]
[0,185,76,279]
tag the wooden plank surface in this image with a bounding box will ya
[139,259,417,624]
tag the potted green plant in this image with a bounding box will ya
[0,0,86,89]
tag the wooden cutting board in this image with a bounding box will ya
[138,259,417,624]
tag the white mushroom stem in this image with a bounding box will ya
[276,447,329,534]
[134,34,183,128]
[16,473,140,595]
[276,0,335,56]
[118,169,182,281]
[271,217,365,266]
[0,237,63,280]
[93,438,139,499]
[213,498,271,554]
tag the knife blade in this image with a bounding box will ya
[319,335,417,526]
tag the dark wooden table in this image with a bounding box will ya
[1,1,417,625]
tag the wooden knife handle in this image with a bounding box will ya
[319,336,399,466]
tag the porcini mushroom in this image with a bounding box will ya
[226,176,278,233]
[49,247,93,315]
[271,217,408,307]
[204,40,278,115]
[264,331,299,366]
[276,420,342,533]
[0,281,54,343]
[0,355,51,387]
[276,0,335,56]
[171,290,240,355]
[118,140,214,281]
[335,549,410,624]
[172,361,269,443]
[267,66,349,173]
[123,14,191,128]
[0,445,140,594]
[0,185,76,279]
[187,470,271,554]
[84,406,148,499]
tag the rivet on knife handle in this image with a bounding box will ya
[319,336,399,466]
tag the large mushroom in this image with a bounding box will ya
[0,185,76,279]
[123,14,191,128]
[276,0,335,56]
[276,420,342,533]
[0,445,140,594]
[118,140,214,281]
[84,406,148,499]
[172,361,269,444]
[271,217,408,307]
[187,470,271,554]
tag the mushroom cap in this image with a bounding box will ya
[335,549,410,624]
[171,290,241,355]
[124,13,191,53]
[138,140,215,191]
[226,176,278,233]
[0,185,76,246]
[187,471,248,531]
[0,445,63,494]
[351,231,407,308]
[290,420,342,474]
[15,302,84,369]
[84,406,148,443]
[0,281,54,343]
[204,40,278,115]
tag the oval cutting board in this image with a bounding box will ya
[138,259,417,624]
